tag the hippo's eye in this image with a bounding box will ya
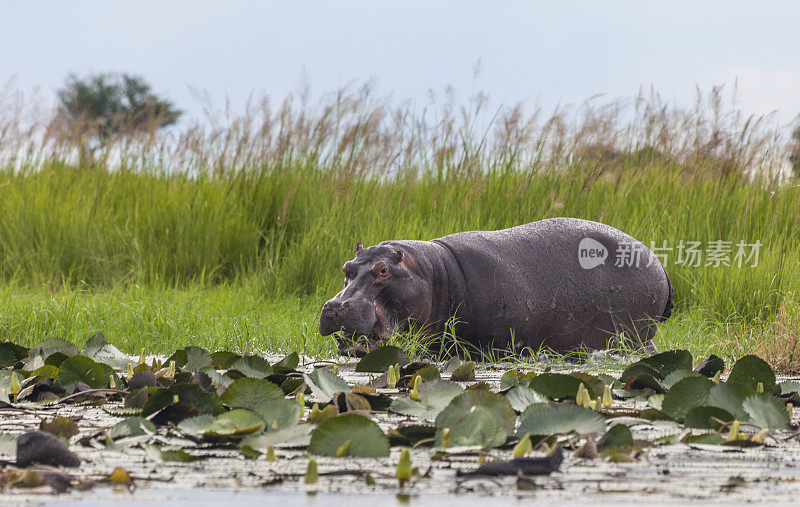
[380,267,388,275]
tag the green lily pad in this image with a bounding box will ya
[146,445,201,462]
[707,382,753,421]
[184,346,212,371]
[450,362,476,382]
[210,351,241,369]
[355,346,410,373]
[273,352,300,374]
[683,433,725,445]
[206,409,265,436]
[229,356,273,379]
[254,399,303,430]
[695,355,725,377]
[219,377,285,414]
[620,362,664,383]
[434,390,516,449]
[505,385,548,412]
[241,424,314,449]
[640,349,693,377]
[569,372,605,398]
[727,355,776,393]
[780,380,800,396]
[742,393,790,430]
[662,370,703,390]
[390,380,463,419]
[661,377,714,420]
[304,368,349,402]
[0,342,28,367]
[598,423,634,451]
[308,414,390,457]
[142,383,225,420]
[31,337,79,359]
[58,355,107,390]
[684,406,734,429]
[529,373,584,400]
[517,403,606,437]
[108,417,156,439]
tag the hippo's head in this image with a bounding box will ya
[319,242,432,356]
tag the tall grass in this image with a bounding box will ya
[0,82,798,355]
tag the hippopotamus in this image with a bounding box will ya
[319,217,673,356]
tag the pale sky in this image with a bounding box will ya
[2,1,799,123]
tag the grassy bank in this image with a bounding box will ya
[1,85,799,366]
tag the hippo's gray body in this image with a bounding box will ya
[319,217,673,354]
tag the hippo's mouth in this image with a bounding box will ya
[335,302,392,357]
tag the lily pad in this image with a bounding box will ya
[728,355,776,393]
[390,380,463,419]
[529,373,584,400]
[661,377,714,420]
[108,417,156,439]
[229,356,273,379]
[58,356,106,391]
[142,383,225,420]
[742,393,790,430]
[684,406,734,429]
[695,355,725,377]
[505,385,548,412]
[707,382,754,421]
[640,349,693,377]
[308,414,390,457]
[184,346,212,371]
[517,403,606,438]
[662,370,703,390]
[355,346,410,373]
[273,352,300,374]
[219,378,285,413]
[435,390,515,449]
[206,409,265,436]
[598,423,634,451]
[450,362,476,382]
[304,368,349,402]
[0,342,28,367]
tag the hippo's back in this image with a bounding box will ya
[433,217,670,351]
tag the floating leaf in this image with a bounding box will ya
[229,356,273,379]
[184,346,212,372]
[308,414,390,457]
[662,369,703,390]
[434,390,515,449]
[569,372,605,398]
[210,351,240,370]
[31,337,79,360]
[219,378,285,414]
[241,424,314,449]
[146,445,200,462]
[517,404,606,438]
[273,352,300,374]
[411,365,441,382]
[728,355,776,393]
[142,383,224,420]
[355,346,410,373]
[598,424,634,451]
[505,385,548,412]
[684,406,734,429]
[707,382,754,421]
[640,349,692,377]
[206,409,265,436]
[0,342,28,367]
[450,362,476,382]
[620,362,665,384]
[108,417,156,439]
[390,380,463,419]
[661,377,714,420]
[695,355,725,377]
[742,393,790,430]
[529,373,584,400]
[780,380,800,396]
[39,417,79,439]
[58,356,106,391]
[304,368,349,402]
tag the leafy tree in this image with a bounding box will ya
[56,73,181,162]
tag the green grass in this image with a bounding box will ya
[1,85,799,366]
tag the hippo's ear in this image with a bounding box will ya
[355,242,364,254]
[390,249,403,264]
